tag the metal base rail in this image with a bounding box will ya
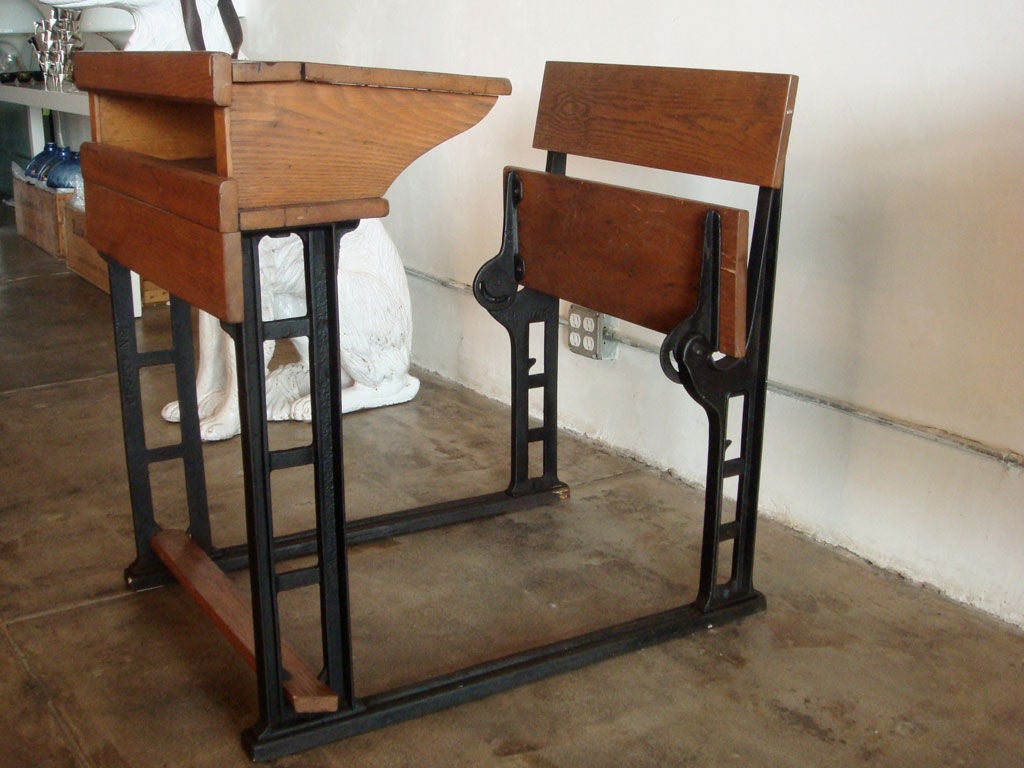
[243,593,765,761]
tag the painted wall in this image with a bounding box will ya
[242,0,1024,626]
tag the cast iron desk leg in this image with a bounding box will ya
[106,257,211,590]
[231,226,357,749]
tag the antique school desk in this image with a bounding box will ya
[74,52,797,760]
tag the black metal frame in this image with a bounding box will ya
[110,263,210,590]
[103,155,783,757]
[659,183,784,612]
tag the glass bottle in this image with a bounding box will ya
[46,150,82,190]
[24,142,59,179]
[35,146,70,184]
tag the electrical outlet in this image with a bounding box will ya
[567,304,617,360]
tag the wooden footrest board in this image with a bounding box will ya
[151,529,338,713]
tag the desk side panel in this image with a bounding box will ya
[228,81,499,209]
[85,184,243,322]
[81,143,238,232]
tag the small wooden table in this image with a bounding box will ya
[74,52,566,760]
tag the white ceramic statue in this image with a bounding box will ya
[163,222,420,441]
[43,0,422,441]
[41,0,237,52]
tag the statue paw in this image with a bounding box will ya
[340,376,420,413]
[199,413,242,442]
[161,400,181,423]
[289,395,313,422]
[267,363,311,421]
[161,389,228,425]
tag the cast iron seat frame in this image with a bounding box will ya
[476,61,797,613]
[104,61,797,761]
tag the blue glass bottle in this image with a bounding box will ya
[24,142,58,180]
[47,150,82,190]
[35,146,70,184]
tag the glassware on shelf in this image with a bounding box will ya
[30,8,82,90]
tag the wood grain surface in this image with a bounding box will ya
[152,530,339,714]
[534,62,797,188]
[85,183,243,322]
[76,51,232,106]
[514,169,748,356]
[80,143,237,232]
[227,81,500,209]
[302,61,512,95]
[89,94,218,161]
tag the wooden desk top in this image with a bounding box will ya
[75,53,512,104]
[74,52,511,322]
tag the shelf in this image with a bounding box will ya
[0,81,90,116]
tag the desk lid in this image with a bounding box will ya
[75,51,511,106]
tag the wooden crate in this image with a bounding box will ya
[141,279,170,305]
[63,203,170,305]
[63,203,109,292]
[13,176,72,257]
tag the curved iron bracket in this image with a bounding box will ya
[472,169,564,497]
[473,170,524,312]
[660,209,748,408]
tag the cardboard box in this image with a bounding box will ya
[13,176,72,257]
[15,175,170,304]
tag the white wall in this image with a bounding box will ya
[243,0,1024,626]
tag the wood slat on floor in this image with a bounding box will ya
[151,529,338,713]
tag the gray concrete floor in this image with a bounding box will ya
[1,207,1022,767]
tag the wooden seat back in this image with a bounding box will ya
[514,169,749,354]
[533,61,796,188]
[516,62,797,356]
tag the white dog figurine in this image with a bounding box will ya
[44,0,421,441]
[163,221,420,441]
[41,0,237,52]
[42,0,235,51]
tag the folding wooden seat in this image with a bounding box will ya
[475,61,797,613]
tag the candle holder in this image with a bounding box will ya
[31,8,82,90]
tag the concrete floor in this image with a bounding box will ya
[1,206,1022,767]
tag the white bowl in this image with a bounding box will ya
[0,0,42,34]
[79,7,134,33]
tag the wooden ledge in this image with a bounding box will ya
[301,62,512,96]
[151,529,338,714]
[76,52,233,106]
[238,197,390,231]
